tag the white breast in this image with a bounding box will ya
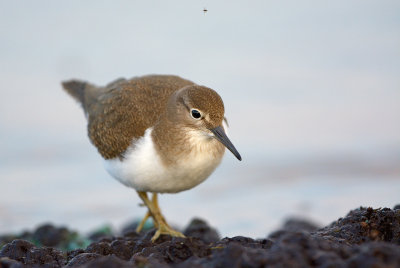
[103,128,224,193]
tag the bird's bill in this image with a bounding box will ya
[211,126,242,161]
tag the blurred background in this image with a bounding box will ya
[0,1,399,238]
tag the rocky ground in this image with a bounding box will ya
[1,205,399,267]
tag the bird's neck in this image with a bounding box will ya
[151,118,224,167]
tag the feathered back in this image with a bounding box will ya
[62,75,194,159]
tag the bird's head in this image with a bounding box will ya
[167,85,242,161]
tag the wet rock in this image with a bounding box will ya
[0,239,66,267]
[32,224,69,247]
[0,239,34,262]
[121,230,140,240]
[0,206,399,267]
[216,236,273,249]
[317,207,400,244]
[282,218,321,233]
[1,224,90,251]
[66,248,85,261]
[269,217,321,240]
[65,253,102,267]
[134,237,210,265]
[183,218,220,244]
[347,242,400,267]
[264,231,353,267]
[0,256,24,268]
[85,241,113,256]
[87,225,113,242]
[121,218,154,236]
[0,235,19,250]
[179,242,270,268]
[202,243,251,268]
[110,239,136,260]
[80,255,133,268]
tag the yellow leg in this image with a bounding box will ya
[151,193,170,228]
[136,191,185,242]
[136,193,161,233]
[135,211,150,233]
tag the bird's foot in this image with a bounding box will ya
[136,191,184,242]
[151,222,185,242]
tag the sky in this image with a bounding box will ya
[0,0,399,237]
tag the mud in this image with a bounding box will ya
[1,206,399,267]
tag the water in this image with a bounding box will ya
[1,0,400,237]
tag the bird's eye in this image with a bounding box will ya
[190,109,202,120]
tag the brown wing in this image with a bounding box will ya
[86,75,194,159]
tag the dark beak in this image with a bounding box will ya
[211,126,242,161]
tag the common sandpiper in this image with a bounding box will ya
[62,75,241,241]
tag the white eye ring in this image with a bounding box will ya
[190,109,202,120]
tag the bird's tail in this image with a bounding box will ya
[62,80,87,107]
[62,78,126,113]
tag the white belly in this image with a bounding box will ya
[103,128,224,193]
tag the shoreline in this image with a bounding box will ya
[1,205,399,267]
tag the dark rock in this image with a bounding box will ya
[282,218,321,233]
[216,236,273,249]
[0,239,35,262]
[97,237,113,243]
[81,255,133,268]
[85,241,113,256]
[317,207,400,245]
[348,242,400,267]
[66,248,85,261]
[0,235,19,250]
[133,254,171,268]
[134,237,210,265]
[25,246,66,267]
[120,221,140,235]
[269,217,321,240]
[121,218,155,237]
[32,224,69,247]
[181,243,270,268]
[0,239,66,267]
[265,231,353,267]
[183,218,220,244]
[0,257,24,268]
[1,206,400,267]
[121,230,140,239]
[207,243,249,268]
[87,225,114,242]
[65,253,102,267]
[110,239,136,260]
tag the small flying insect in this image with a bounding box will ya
[203,7,208,15]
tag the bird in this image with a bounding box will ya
[62,75,241,241]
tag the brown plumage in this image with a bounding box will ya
[62,75,225,160]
